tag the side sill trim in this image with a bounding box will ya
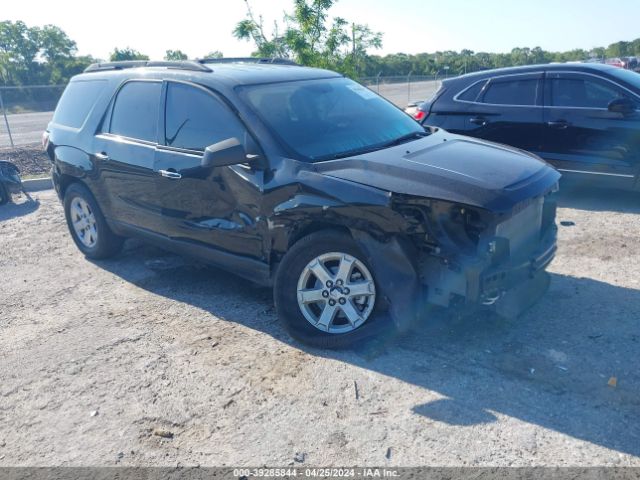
[110,220,272,286]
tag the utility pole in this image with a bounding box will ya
[0,89,15,148]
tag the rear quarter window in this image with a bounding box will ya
[52,80,107,128]
[456,80,487,102]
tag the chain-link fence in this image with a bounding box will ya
[360,74,450,107]
[0,85,65,148]
[0,77,452,149]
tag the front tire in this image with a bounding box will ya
[274,230,391,348]
[64,183,123,259]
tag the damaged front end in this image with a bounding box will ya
[354,185,559,331]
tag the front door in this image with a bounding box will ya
[154,81,265,260]
[94,80,163,232]
[541,71,640,187]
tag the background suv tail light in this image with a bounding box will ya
[42,131,50,151]
[414,110,427,121]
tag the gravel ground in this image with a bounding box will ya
[0,144,51,177]
[0,187,639,467]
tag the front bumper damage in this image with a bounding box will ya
[353,192,558,332]
[422,224,556,316]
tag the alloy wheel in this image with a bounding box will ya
[70,197,98,248]
[296,252,376,334]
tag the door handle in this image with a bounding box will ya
[547,120,569,129]
[158,169,182,179]
[95,152,110,161]
[470,117,488,126]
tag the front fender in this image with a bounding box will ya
[268,198,408,257]
[266,170,400,256]
[351,231,422,332]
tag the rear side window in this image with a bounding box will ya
[549,77,637,109]
[109,81,162,142]
[482,78,539,106]
[457,80,487,102]
[164,82,246,151]
[52,80,107,128]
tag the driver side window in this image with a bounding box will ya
[164,82,247,151]
[549,76,637,109]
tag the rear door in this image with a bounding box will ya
[153,81,264,259]
[463,72,544,155]
[94,80,163,232]
[541,71,640,186]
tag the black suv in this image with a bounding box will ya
[417,63,640,190]
[45,58,559,347]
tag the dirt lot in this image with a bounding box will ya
[0,186,639,467]
[0,144,51,177]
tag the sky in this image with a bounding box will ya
[3,0,640,60]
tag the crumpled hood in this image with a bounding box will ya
[314,129,561,212]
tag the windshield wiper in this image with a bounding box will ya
[382,131,429,148]
[330,145,389,160]
[319,131,430,161]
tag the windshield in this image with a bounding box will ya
[607,67,640,92]
[240,77,425,161]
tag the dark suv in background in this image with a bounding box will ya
[45,58,559,347]
[417,63,640,190]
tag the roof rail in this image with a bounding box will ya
[84,60,212,73]
[197,57,299,66]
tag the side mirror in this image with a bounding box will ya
[202,138,247,168]
[608,97,636,115]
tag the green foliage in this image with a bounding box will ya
[164,49,188,60]
[233,0,382,77]
[2,16,640,87]
[203,50,224,59]
[109,47,149,62]
[0,20,93,85]
[361,45,632,77]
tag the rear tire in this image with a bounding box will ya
[274,230,392,348]
[64,183,124,259]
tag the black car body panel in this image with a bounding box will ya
[419,63,640,190]
[47,61,560,331]
[316,128,559,213]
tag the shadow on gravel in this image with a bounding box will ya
[412,399,498,426]
[95,241,640,458]
[556,180,640,213]
[0,197,39,221]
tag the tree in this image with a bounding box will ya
[37,25,86,84]
[109,47,149,61]
[203,50,224,59]
[38,25,77,62]
[606,41,630,58]
[233,0,382,77]
[0,20,40,84]
[164,49,188,60]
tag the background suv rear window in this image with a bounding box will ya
[109,81,162,142]
[52,80,107,128]
[482,78,538,106]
